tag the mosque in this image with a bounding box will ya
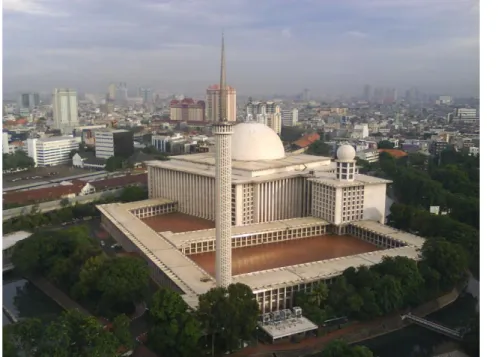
[97,37,425,334]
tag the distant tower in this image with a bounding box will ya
[213,33,233,288]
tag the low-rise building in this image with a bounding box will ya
[356,148,379,163]
[27,136,81,167]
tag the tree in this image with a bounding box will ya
[374,275,403,314]
[120,186,148,202]
[148,288,201,357]
[3,151,35,171]
[105,156,125,172]
[97,256,150,316]
[322,339,374,357]
[308,282,328,308]
[377,140,395,149]
[3,318,43,357]
[198,283,259,353]
[307,140,331,156]
[420,239,468,290]
[38,309,120,357]
[112,314,134,350]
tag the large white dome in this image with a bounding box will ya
[336,144,356,161]
[231,122,285,161]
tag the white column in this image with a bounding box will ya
[213,123,233,288]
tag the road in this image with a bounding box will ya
[3,189,124,221]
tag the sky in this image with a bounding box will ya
[3,0,479,97]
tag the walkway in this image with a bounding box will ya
[401,314,463,340]
[28,276,92,317]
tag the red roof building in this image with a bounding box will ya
[3,180,89,206]
[293,133,321,149]
[89,174,148,192]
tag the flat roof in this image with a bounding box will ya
[99,199,425,307]
[147,153,331,174]
[309,173,392,188]
[165,216,330,248]
[350,220,425,248]
[233,246,420,293]
[258,316,318,340]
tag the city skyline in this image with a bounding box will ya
[4,0,479,97]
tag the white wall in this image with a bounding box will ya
[363,184,388,224]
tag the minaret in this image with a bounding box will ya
[213,33,233,288]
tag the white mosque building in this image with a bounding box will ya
[98,122,425,313]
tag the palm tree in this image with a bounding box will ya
[308,282,328,307]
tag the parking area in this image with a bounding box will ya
[3,166,97,188]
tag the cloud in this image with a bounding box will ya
[3,0,67,16]
[2,0,479,97]
[344,31,368,39]
[281,28,292,38]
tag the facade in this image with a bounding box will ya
[246,100,282,133]
[95,129,134,159]
[206,84,237,122]
[107,83,116,102]
[18,93,40,111]
[27,136,81,167]
[52,89,78,134]
[115,83,128,105]
[170,98,206,122]
[281,109,298,127]
[267,113,282,135]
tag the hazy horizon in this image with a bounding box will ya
[3,0,479,97]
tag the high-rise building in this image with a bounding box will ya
[267,113,282,134]
[107,83,116,102]
[95,129,134,159]
[18,93,40,111]
[52,88,78,134]
[281,108,299,127]
[363,85,371,101]
[139,88,153,104]
[170,98,206,122]
[206,84,236,122]
[115,83,128,105]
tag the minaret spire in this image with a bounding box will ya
[219,31,227,122]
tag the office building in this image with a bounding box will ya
[52,89,78,134]
[206,84,236,122]
[27,136,81,167]
[281,109,298,127]
[170,98,206,122]
[363,85,371,101]
[18,93,40,111]
[95,129,134,159]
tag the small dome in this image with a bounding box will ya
[231,122,285,161]
[336,144,356,161]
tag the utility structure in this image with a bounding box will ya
[213,33,234,288]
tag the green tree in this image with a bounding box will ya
[308,282,329,307]
[322,339,374,357]
[420,239,468,290]
[3,318,43,357]
[112,314,134,350]
[105,156,125,172]
[307,140,331,156]
[148,288,201,357]
[3,151,35,171]
[374,275,403,314]
[198,283,259,353]
[120,186,148,202]
[38,309,120,357]
[97,256,149,316]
